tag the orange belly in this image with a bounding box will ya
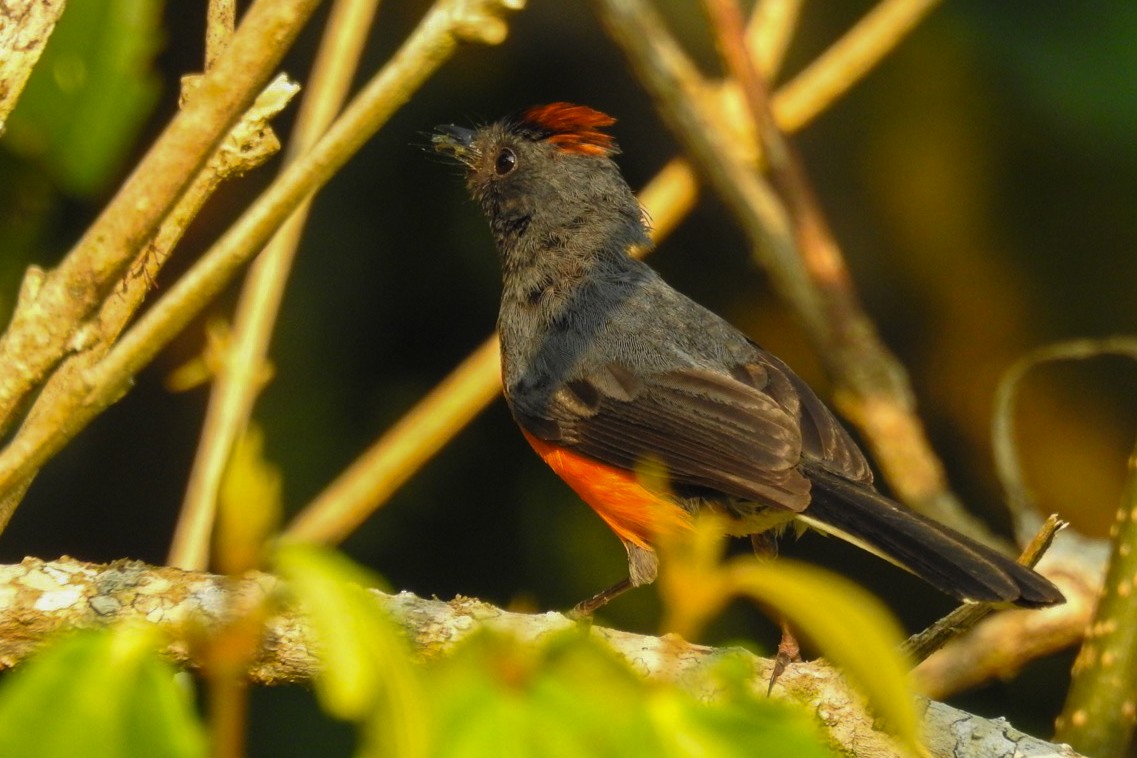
[520,430,695,549]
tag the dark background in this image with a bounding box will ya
[2,1,1135,752]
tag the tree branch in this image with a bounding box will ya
[904,515,1065,663]
[0,557,1082,758]
[171,0,382,571]
[914,530,1104,699]
[0,0,525,515]
[0,0,322,438]
[0,73,298,533]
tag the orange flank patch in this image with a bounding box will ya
[521,430,694,549]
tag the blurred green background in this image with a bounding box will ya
[1,0,1134,751]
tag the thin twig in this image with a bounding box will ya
[704,0,854,299]
[634,0,802,242]
[0,0,525,503]
[0,0,323,441]
[286,337,503,543]
[744,0,803,78]
[914,557,1096,700]
[0,76,298,533]
[170,0,382,571]
[774,0,941,132]
[902,515,1066,663]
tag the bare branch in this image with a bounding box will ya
[0,0,322,439]
[172,0,382,571]
[0,0,526,513]
[0,75,299,533]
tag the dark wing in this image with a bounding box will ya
[742,347,873,486]
[509,361,818,512]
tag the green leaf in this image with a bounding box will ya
[3,0,164,196]
[649,692,836,758]
[650,653,836,758]
[430,631,652,758]
[216,424,281,575]
[430,630,834,758]
[273,543,428,758]
[729,557,921,752]
[0,625,205,758]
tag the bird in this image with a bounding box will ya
[431,102,1064,620]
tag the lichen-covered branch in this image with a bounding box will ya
[0,557,1082,758]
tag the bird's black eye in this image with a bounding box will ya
[495,148,517,175]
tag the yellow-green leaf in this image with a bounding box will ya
[274,543,427,758]
[729,557,921,751]
[216,425,281,575]
[430,630,834,758]
[0,625,205,758]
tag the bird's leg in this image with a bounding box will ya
[569,577,633,618]
[751,532,801,693]
[769,618,801,695]
[569,541,658,619]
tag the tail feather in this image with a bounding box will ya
[799,467,1063,608]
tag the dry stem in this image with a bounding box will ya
[0,0,525,510]
[0,0,323,439]
[170,0,382,571]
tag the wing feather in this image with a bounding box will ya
[510,363,816,511]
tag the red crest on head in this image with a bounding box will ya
[517,103,618,156]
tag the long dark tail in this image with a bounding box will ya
[799,467,1063,608]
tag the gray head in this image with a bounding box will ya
[432,103,650,267]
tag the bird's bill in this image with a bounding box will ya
[432,124,476,163]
